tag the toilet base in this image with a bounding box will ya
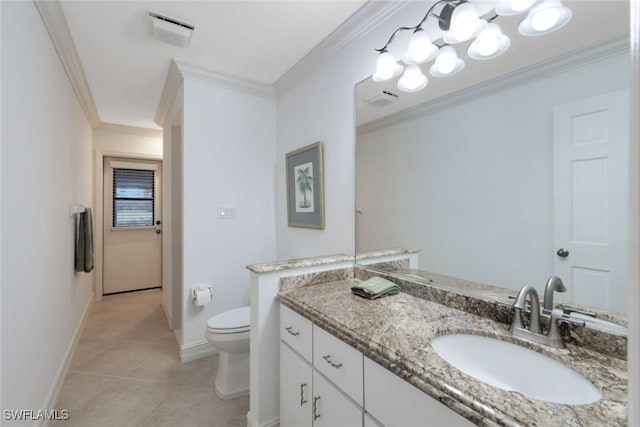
[214,351,250,399]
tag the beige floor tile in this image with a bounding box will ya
[72,340,166,377]
[184,354,219,388]
[59,378,173,427]
[137,385,248,427]
[124,346,199,385]
[70,338,118,368]
[55,372,119,411]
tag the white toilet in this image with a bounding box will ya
[205,306,251,399]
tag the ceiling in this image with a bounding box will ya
[60,0,367,129]
[357,0,630,127]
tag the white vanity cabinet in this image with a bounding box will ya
[280,304,473,427]
[280,305,363,427]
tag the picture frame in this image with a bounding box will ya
[286,141,325,229]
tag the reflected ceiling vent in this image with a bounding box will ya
[365,90,399,107]
[149,11,195,48]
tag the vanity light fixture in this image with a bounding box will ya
[373,0,571,93]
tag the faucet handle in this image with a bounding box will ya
[558,305,597,318]
[550,312,586,328]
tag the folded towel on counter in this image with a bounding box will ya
[351,277,400,300]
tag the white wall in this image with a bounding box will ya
[357,52,629,292]
[275,3,431,260]
[93,125,162,157]
[181,79,277,348]
[1,0,94,416]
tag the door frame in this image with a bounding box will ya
[93,150,162,301]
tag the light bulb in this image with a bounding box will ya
[518,0,571,36]
[468,23,510,60]
[444,2,485,43]
[373,51,399,81]
[531,7,560,31]
[397,65,427,92]
[436,49,457,75]
[406,29,437,64]
[476,33,500,56]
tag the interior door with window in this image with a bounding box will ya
[103,157,162,295]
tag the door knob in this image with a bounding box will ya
[155,229,162,234]
[556,248,569,258]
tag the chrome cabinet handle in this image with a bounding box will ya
[322,354,343,369]
[300,383,307,406]
[556,248,569,258]
[285,326,300,336]
[313,396,321,420]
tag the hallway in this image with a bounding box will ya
[53,290,248,426]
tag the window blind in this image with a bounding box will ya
[113,168,155,227]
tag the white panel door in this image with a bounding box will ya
[553,90,629,312]
[103,157,162,295]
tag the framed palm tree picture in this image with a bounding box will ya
[286,141,325,229]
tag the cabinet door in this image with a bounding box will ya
[313,371,362,427]
[364,357,473,427]
[281,342,313,427]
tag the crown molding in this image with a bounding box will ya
[176,60,275,99]
[357,35,629,135]
[154,59,274,128]
[34,0,101,128]
[94,122,162,138]
[273,0,411,96]
[154,60,184,128]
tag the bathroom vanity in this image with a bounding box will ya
[277,267,628,426]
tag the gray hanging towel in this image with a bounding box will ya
[74,208,94,273]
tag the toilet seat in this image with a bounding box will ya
[207,306,250,334]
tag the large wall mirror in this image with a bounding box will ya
[355,0,630,323]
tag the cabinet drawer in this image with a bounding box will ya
[364,357,474,427]
[280,304,313,362]
[313,325,363,405]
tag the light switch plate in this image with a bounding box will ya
[218,205,236,219]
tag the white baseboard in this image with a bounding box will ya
[180,339,217,363]
[40,293,94,426]
[246,412,279,427]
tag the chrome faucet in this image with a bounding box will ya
[510,277,583,349]
[510,286,542,335]
[543,275,567,312]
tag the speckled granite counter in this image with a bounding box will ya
[279,278,628,427]
[247,254,353,273]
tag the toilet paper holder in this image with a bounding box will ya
[191,286,213,304]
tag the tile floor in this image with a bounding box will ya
[54,289,248,427]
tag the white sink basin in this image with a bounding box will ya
[431,334,601,405]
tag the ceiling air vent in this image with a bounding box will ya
[149,11,195,48]
[365,90,399,107]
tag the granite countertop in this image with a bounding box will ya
[246,254,353,273]
[279,278,628,427]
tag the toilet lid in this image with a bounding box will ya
[207,306,250,331]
